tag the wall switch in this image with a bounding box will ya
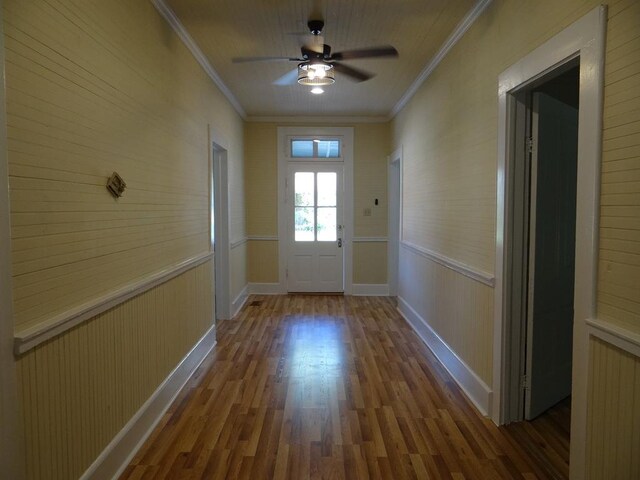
[363,207,372,217]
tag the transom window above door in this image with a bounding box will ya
[290,138,341,158]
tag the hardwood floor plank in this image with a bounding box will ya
[120,295,570,479]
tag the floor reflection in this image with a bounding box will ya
[286,315,346,407]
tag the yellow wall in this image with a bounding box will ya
[392,0,640,373]
[245,122,390,285]
[392,0,640,476]
[4,0,245,478]
[248,240,279,283]
[353,242,388,285]
[245,123,278,237]
[5,0,245,332]
[598,0,640,333]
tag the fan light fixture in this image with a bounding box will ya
[298,62,335,86]
[310,87,324,95]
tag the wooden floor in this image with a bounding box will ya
[121,295,570,479]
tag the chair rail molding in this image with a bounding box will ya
[15,253,213,354]
[401,241,494,287]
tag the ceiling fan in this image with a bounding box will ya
[232,19,398,92]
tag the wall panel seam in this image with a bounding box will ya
[14,252,213,354]
[401,240,495,287]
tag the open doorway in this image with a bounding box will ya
[494,8,606,477]
[211,143,231,320]
[499,61,580,480]
[520,64,580,421]
[388,148,402,297]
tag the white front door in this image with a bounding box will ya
[287,163,344,292]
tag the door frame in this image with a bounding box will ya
[209,126,231,320]
[388,146,403,297]
[493,6,606,479]
[0,1,25,476]
[277,126,354,294]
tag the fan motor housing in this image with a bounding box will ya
[308,20,324,36]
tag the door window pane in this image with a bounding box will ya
[295,207,315,241]
[317,207,337,241]
[316,140,340,158]
[317,172,336,206]
[291,140,314,157]
[294,172,314,206]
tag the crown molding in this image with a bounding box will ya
[150,0,491,123]
[245,115,390,124]
[389,0,492,120]
[151,0,247,119]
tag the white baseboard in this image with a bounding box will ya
[397,296,492,417]
[351,284,389,296]
[248,283,285,295]
[231,285,248,318]
[80,325,217,480]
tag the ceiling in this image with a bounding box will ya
[165,0,476,118]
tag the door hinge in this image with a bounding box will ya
[286,268,288,278]
[521,374,529,390]
[526,137,534,154]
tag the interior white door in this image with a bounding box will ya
[287,164,343,292]
[525,92,578,420]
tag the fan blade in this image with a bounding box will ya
[273,68,299,86]
[232,56,301,63]
[331,45,398,61]
[332,62,374,82]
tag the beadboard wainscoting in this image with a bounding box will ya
[397,242,494,416]
[16,260,215,480]
[398,297,493,416]
[14,254,212,354]
[586,320,640,480]
[230,238,249,317]
[80,325,216,480]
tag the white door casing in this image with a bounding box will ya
[278,127,354,294]
[209,126,231,320]
[388,147,402,297]
[494,7,606,479]
[287,164,344,292]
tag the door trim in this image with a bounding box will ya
[209,126,231,320]
[277,127,354,294]
[0,0,25,475]
[388,147,402,297]
[493,6,606,479]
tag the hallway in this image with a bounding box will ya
[121,295,568,479]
